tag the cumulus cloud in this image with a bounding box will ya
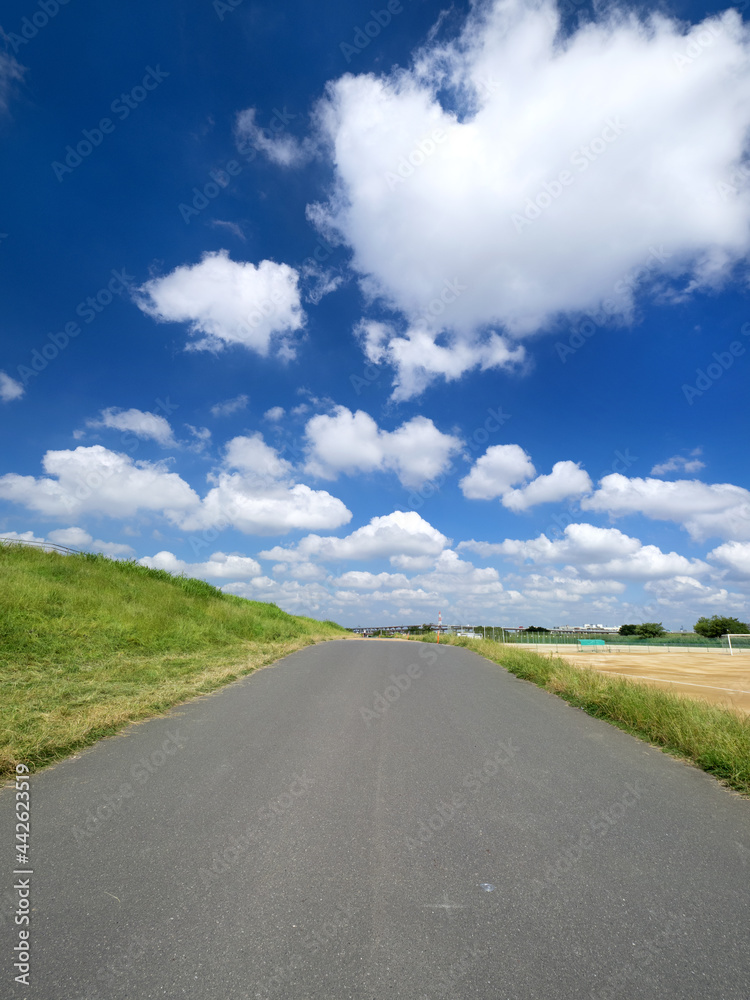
[0,439,349,538]
[708,540,750,578]
[139,550,263,579]
[644,575,747,612]
[311,0,750,396]
[86,407,177,446]
[651,449,705,476]
[224,434,293,480]
[520,573,626,602]
[332,570,411,590]
[459,444,535,500]
[172,432,351,536]
[264,406,285,422]
[236,107,313,167]
[136,250,305,357]
[0,446,199,520]
[0,371,24,403]
[47,526,134,556]
[502,461,592,512]
[304,406,462,488]
[258,510,450,566]
[581,474,750,541]
[461,522,709,580]
[0,530,46,545]
[211,394,249,418]
[459,447,588,510]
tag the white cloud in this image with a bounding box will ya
[462,522,708,581]
[0,371,24,403]
[211,394,249,418]
[224,434,293,480]
[311,0,750,396]
[259,510,450,565]
[186,426,212,453]
[708,540,750,578]
[644,575,747,612]
[502,461,592,512]
[0,530,46,544]
[459,444,535,500]
[581,474,750,541]
[235,107,313,167]
[47,526,134,556]
[139,550,262,579]
[304,406,462,489]
[332,570,411,590]
[520,573,626,602]
[0,446,200,520]
[172,433,351,536]
[651,449,705,475]
[0,53,24,115]
[0,435,351,539]
[264,406,285,422]
[176,475,351,536]
[86,407,177,447]
[136,250,305,357]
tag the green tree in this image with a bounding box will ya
[525,625,550,633]
[694,616,750,638]
[635,622,666,638]
[619,624,639,636]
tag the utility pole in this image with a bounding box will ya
[437,610,441,644]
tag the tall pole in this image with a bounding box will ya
[437,610,441,644]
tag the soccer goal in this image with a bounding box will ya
[721,634,750,655]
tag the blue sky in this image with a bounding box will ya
[1,0,749,628]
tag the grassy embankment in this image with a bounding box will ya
[0,544,346,777]
[410,634,750,796]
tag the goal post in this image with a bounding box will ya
[721,634,750,655]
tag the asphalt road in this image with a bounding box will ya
[2,639,749,999]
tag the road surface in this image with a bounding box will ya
[2,639,749,998]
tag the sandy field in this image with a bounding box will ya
[518,644,750,715]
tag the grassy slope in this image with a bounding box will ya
[0,545,346,775]
[410,635,750,796]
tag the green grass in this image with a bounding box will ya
[0,544,347,776]
[410,634,750,796]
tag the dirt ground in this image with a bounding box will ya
[522,644,750,715]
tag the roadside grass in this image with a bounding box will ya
[410,635,750,796]
[0,545,346,776]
